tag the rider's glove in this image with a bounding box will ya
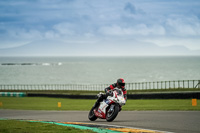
[106,91,113,96]
[97,92,103,98]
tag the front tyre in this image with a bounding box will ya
[88,108,97,121]
[106,104,119,122]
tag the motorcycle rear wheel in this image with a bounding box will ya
[106,104,119,122]
[88,108,97,121]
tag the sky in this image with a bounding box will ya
[0,0,200,56]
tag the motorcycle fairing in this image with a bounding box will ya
[94,99,109,119]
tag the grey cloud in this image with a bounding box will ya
[0,0,200,52]
[124,2,136,14]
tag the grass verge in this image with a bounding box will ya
[0,97,199,111]
[1,88,200,95]
[0,120,95,133]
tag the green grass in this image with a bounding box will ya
[123,99,200,111]
[0,97,94,110]
[1,88,200,95]
[0,97,199,111]
[0,120,95,133]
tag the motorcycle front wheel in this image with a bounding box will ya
[106,104,119,122]
[88,108,97,121]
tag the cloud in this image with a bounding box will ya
[165,15,200,36]
[124,2,137,14]
[99,24,165,36]
[53,22,76,36]
[0,0,200,53]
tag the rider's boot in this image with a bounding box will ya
[92,101,99,110]
[92,94,104,110]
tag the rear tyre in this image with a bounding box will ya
[88,108,97,121]
[106,104,119,122]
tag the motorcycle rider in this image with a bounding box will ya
[92,78,127,110]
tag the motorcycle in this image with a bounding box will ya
[88,88,126,122]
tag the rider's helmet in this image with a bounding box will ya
[117,78,125,89]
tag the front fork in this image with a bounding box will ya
[108,104,122,113]
[108,104,115,113]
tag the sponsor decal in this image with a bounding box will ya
[94,110,102,117]
[102,105,107,110]
[96,113,102,117]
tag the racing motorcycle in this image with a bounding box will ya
[88,88,126,122]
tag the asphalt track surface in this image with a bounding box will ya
[0,110,200,133]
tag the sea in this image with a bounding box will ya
[0,56,200,85]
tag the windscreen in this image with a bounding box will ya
[114,89,123,96]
